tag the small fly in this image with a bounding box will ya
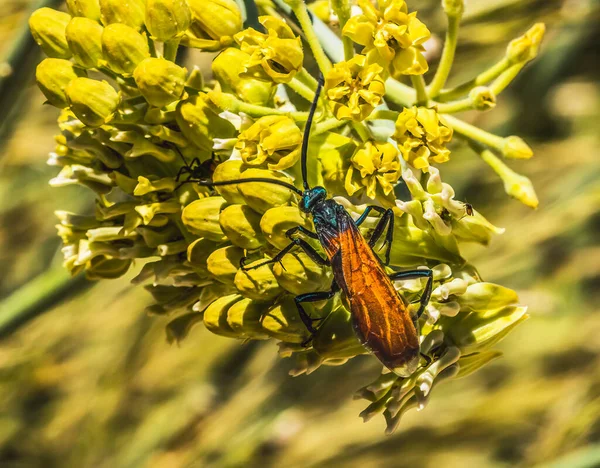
[181,77,433,376]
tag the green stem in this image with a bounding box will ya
[148,37,158,57]
[313,117,347,136]
[290,0,332,74]
[330,0,354,61]
[490,62,526,94]
[287,76,316,101]
[351,122,371,142]
[385,78,415,106]
[435,97,473,113]
[163,38,180,62]
[211,92,309,121]
[428,14,460,97]
[443,114,504,150]
[411,75,428,105]
[436,57,511,101]
[298,67,318,89]
[367,109,399,121]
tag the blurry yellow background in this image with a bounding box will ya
[0,0,599,466]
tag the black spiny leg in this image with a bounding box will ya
[389,269,433,324]
[285,226,319,240]
[295,281,340,346]
[355,206,395,265]
[240,238,329,271]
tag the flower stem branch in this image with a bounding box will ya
[428,13,460,97]
[435,98,473,114]
[490,62,526,94]
[209,91,308,120]
[163,38,180,62]
[443,114,504,151]
[368,109,399,121]
[384,78,415,107]
[289,0,332,75]
[411,75,428,105]
[287,76,316,101]
[313,117,347,136]
[436,57,511,101]
[330,0,354,61]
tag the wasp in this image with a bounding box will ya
[184,77,433,376]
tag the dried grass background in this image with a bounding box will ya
[0,0,598,466]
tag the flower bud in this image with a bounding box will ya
[469,86,496,111]
[260,206,312,250]
[66,0,101,21]
[506,23,545,64]
[234,261,283,301]
[36,58,87,108]
[227,298,270,339]
[261,295,306,343]
[313,306,365,359]
[219,204,266,250]
[188,0,242,41]
[502,136,533,159]
[206,245,244,284]
[442,0,464,18]
[102,23,150,75]
[29,8,72,59]
[134,58,187,107]
[65,77,119,127]
[502,169,539,208]
[452,210,505,245]
[212,48,275,105]
[272,252,332,296]
[145,0,191,41]
[181,196,227,241]
[175,93,236,151]
[186,237,217,272]
[237,168,296,214]
[444,306,528,353]
[212,160,245,203]
[65,17,103,69]
[457,282,519,312]
[203,294,243,337]
[99,0,146,30]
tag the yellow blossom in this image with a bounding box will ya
[324,54,385,121]
[235,115,303,170]
[393,107,453,171]
[345,140,401,201]
[343,0,430,78]
[234,16,303,83]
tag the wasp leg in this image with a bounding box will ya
[240,238,329,271]
[285,225,319,240]
[189,157,201,170]
[295,281,340,346]
[389,269,433,323]
[355,205,395,265]
[175,165,190,182]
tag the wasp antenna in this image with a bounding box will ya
[193,177,303,196]
[301,74,324,191]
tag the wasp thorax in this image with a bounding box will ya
[300,187,327,213]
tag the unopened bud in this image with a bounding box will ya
[237,168,296,213]
[134,57,187,107]
[65,77,119,126]
[99,0,146,30]
[145,0,191,41]
[506,23,545,64]
[66,0,101,21]
[206,245,244,284]
[181,196,227,241]
[188,0,242,41]
[219,204,266,250]
[36,58,87,108]
[102,23,150,75]
[234,261,283,301]
[469,86,496,111]
[502,136,533,159]
[29,8,72,59]
[66,17,103,69]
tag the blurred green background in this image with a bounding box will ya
[0,0,599,466]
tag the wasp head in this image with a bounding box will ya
[299,186,327,213]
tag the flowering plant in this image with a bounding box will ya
[30,0,544,432]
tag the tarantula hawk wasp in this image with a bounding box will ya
[179,77,434,376]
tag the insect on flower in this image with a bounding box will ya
[174,151,219,190]
[185,77,433,377]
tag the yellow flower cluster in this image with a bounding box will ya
[324,54,385,121]
[235,116,303,170]
[343,0,431,78]
[345,141,401,202]
[393,107,453,171]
